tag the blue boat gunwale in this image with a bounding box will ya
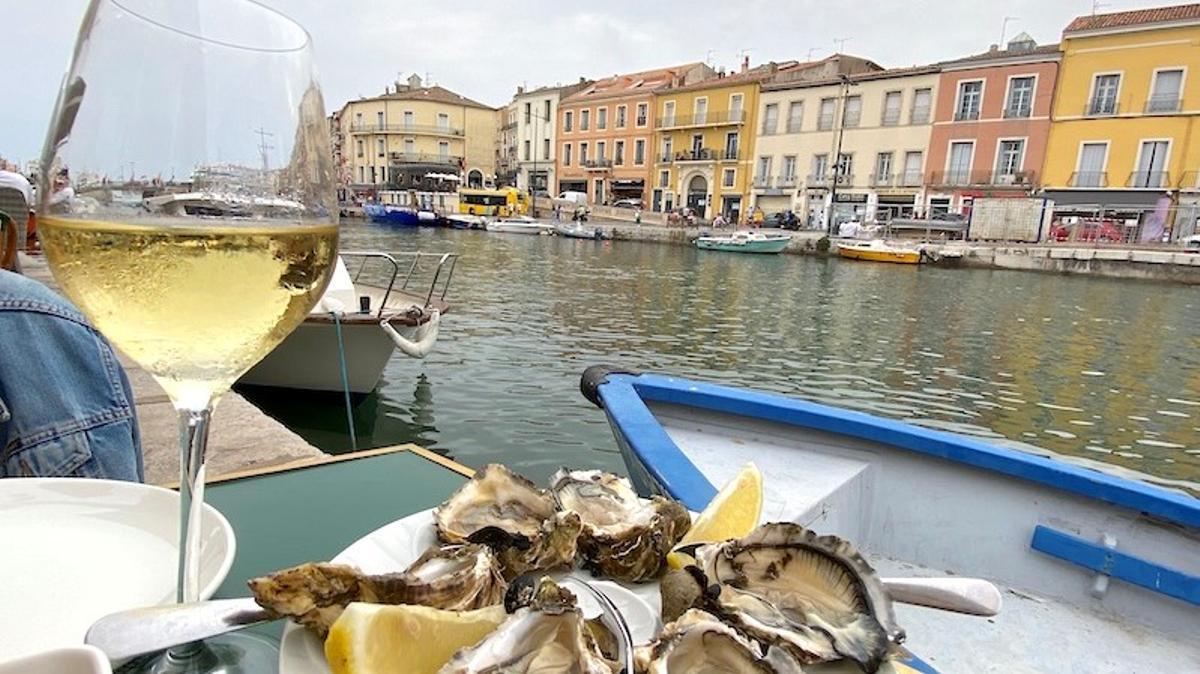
[594,372,1200,529]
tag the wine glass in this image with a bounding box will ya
[38,0,337,670]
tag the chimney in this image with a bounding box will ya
[407,73,423,89]
[579,76,586,84]
[988,44,999,53]
[718,66,726,78]
[740,55,750,74]
[517,85,525,95]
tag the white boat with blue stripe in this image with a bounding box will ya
[580,366,1199,673]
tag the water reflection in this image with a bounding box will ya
[242,221,1200,494]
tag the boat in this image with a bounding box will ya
[695,230,791,253]
[580,366,1199,673]
[485,216,555,235]
[239,251,457,393]
[362,203,435,227]
[143,191,304,218]
[443,213,486,230]
[555,222,606,240]
[837,239,924,264]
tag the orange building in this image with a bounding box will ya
[556,63,713,205]
[925,34,1061,215]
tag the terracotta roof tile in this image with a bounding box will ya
[1065,3,1200,33]
[361,85,494,110]
[938,43,1061,66]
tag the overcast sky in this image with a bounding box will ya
[1,0,1168,165]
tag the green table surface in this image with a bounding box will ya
[205,448,468,605]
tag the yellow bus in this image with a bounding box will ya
[458,187,529,217]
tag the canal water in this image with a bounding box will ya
[239,220,1200,495]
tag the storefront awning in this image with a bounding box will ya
[1045,190,1168,208]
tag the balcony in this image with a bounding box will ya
[350,123,464,136]
[881,110,901,126]
[1002,105,1032,119]
[752,175,774,189]
[655,110,746,129]
[786,121,803,134]
[870,173,895,187]
[843,112,861,128]
[899,171,924,187]
[1085,99,1119,116]
[927,169,1037,187]
[658,153,674,164]
[1126,171,1170,188]
[1180,171,1200,190]
[760,124,779,136]
[636,116,648,126]
[806,173,853,187]
[953,109,980,122]
[991,170,1037,187]
[671,148,738,162]
[778,175,798,188]
[388,152,462,166]
[583,159,613,171]
[1069,171,1109,188]
[910,106,931,124]
[1144,96,1182,114]
[816,113,834,131]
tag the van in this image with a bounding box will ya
[553,191,588,208]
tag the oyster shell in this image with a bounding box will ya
[635,609,806,674]
[248,544,505,636]
[439,577,615,674]
[551,468,691,582]
[696,522,903,673]
[435,463,582,579]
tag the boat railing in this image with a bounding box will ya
[341,251,460,316]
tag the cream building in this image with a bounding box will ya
[335,74,496,198]
[753,65,940,228]
[510,81,590,195]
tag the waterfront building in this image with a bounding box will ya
[510,81,591,196]
[496,103,518,187]
[1041,4,1200,235]
[924,34,1061,216]
[753,57,938,228]
[558,63,714,207]
[334,74,496,200]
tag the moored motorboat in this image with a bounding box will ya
[443,213,486,230]
[362,203,431,227]
[579,366,1200,673]
[837,239,923,264]
[555,222,606,240]
[695,230,791,253]
[485,216,555,235]
[239,251,457,393]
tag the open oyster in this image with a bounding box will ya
[248,543,505,636]
[551,469,691,582]
[435,464,582,579]
[696,522,903,673]
[439,576,615,674]
[635,609,806,674]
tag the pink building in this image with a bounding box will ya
[925,34,1061,215]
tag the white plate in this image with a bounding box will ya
[279,508,663,674]
[0,478,235,660]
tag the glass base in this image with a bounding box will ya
[117,633,279,674]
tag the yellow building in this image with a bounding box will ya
[335,74,496,198]
[1042,5,1200,233]
[654,62,800,221]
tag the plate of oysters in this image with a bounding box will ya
[254,465,922,674]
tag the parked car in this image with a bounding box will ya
[553,191,587,208]
[1049,219,1124,243]
[772,211,802,230]
[1183,234,1200,252]
[612,198,643,209]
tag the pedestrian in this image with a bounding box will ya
[634,207,642,225]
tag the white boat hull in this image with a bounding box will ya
[239,320,412,393]
[486,220,555,235]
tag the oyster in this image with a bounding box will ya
[439,577,615,674]
[551,468,691,582]
[248,544,505,636]
[435,463,582,579]
[635,609,806,674]
[696,522,903,673]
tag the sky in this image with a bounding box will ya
[0,0,1171,166]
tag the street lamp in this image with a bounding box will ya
[526,108,554,217]
[826,73,856,236]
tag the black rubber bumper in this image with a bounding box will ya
[580,365,639,408]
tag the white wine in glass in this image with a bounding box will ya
[39,1,337,671]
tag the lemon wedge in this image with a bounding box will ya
[667,462,763,569]
[325,602,506,674]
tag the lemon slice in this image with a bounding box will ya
[325,602,506,674]
[667,462,763,569]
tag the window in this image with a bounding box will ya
[636,103,648,126]
[1075,142,1107,187]
[724,132,739,158]
[404,138,415,155]
[662,138,672,161]
[1005,77,1035,118]
[356,139,363,157]
[438,141,449,157]
[597,107,608,130]
[818,98,836,130]
[616,105,627,128]
[835,153,853,182]
[403,110,414,127]
[874,152,894,185]
[358,166,364,182]
[956,81,982,120]
[580,109,590,130]
[543,99,551,122]
[659,170,670,188]
[730,94,744,121]
[1089,74,1120,115]
[563,143,572,165]
[947,142,974,184]
[812,153,829,180]
[1133,140,1169,187]
[377,111,384,126]
[663,101,676,126]
[762,103,779,134]
[996,140,1025,178]
[615,140,625,165]
[355,111,363,126]
[524,103,531,124]
[843,96,862,127]
[597,141,606,161]
[903,151,923,185]
[580,142,588,162]
[782,155,796,181]
[694,98,708,124]
[523,140,531,161]
[564,110,573,132]
[543,138,550,160]
[882,92,902,125]
[1148,69,1183,113]
[756,156,771,183]
[787,102,803,133]
[723,168,736,188]
[634,139,645,165]
[911,88,932,123]
[377,138,385,157]
[690,134,703,155]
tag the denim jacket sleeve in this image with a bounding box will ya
[0,270,143,481]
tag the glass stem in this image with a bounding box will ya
[176,406,212,605]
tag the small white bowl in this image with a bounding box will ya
[0,645,112,674]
